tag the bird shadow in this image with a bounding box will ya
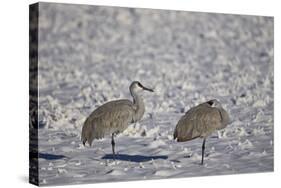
[38,153,66,160]
[101,154,168,162]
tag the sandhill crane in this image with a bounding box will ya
[81,81,153,159]
[174,99,230,165]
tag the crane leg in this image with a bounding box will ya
[201,138,206,165]
[111,133,116,160]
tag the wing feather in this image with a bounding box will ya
[81,99,134,146]
[174,104,223,142]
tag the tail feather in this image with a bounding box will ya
[82,139,86,146]
[81,118,96,147]
[173,129,178,140]
[81,120,88,146]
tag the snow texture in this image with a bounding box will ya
[36,2,273,186]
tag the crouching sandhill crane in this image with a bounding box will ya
[174,99,230,165]
[81,81,153,159]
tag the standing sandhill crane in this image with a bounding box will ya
[81,81,153,159]
[174,99,230,165]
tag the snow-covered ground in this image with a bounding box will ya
[36,3,273,186]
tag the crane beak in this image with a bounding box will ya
[138,82,154,92]
[142,86,154,92]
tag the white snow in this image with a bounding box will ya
[35,2,273,186]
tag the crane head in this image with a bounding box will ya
[130,81,154,94]
[207,99,222,108]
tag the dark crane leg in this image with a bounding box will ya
[111,133,116,160]
[201,138,206,165]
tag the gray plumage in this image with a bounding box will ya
[174,99,230,164]
[81,81,153,159]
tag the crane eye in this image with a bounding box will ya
[207,100,214,106]
[137,82,142,88]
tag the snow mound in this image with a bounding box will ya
[238,139,253,150]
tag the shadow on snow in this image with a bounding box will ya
[38,153,66,160]
[101,154,168,162]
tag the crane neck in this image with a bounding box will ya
[131,91,145,122]
[217,107,230,129]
